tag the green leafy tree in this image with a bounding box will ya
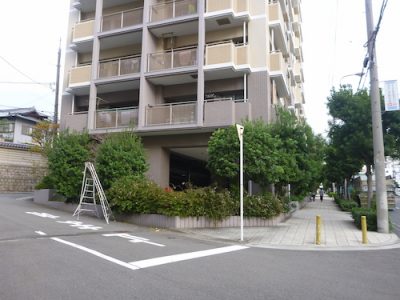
[207,120,284,190]
[46,131,91,200]
[96,131,148,190]
[326,85,400,204]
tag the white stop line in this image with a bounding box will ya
[51,237,248,271]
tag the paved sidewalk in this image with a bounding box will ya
[180,196,400,251]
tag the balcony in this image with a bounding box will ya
[95,107,138,129]
[72,20,95,41]
[145,101,196,126]
[150,0,197,23]
[101,7,143,32]
[205,41,248,67]
[98,56,140,80]
[147,46,197,72]
[294,85,305,104]
[269,1,288,56]
[294,62,304,83]
[69,65,92,87]
[206,0,248,14]
[292,13,302,37]
[204,98,250,127]
[64,112,88,132]
[269,51,289,98]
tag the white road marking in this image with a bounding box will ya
[51,237,139,271]
[56,220,102,230]
[51,237,248,271]
[129,245,249,269]
[102,233,165,247]
[26,212,59,219]
[35,231,47,236]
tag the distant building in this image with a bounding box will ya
[0,107,49,145]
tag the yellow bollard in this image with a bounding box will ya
[361,215,368,244]
[316,215,321,245]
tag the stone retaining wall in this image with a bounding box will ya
[0,145,47,192]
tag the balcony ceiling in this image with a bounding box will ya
[74,0,139,13]
[146,71,198,86]
[71,39,94,53]
[204,67,249,81]
[100,31,142,50]
[170,147,208,162]
[96,79,140,94]
[148,20,198,38]
[66,85,90,96]
[205,14,249,32]
[270,73,290,99]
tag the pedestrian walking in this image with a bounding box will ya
[319,188,324,201]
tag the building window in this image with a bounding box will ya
[21,124,33,136]
[0,121,15,142]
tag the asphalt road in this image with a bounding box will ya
[1,193,400,300]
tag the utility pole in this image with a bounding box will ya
[54,39,61,126]
[364,0,388,233]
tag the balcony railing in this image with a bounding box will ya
[95,107,138,129]
[69,65,92,86]
[101,7,143,32]
[204,98,249,126]
[145,101,196,126]
[72,19,94,41]
[65,112,88,132]
[148,46,197,72]
[150,0,197,23]
[205,41,248,66]
[206,0,248,13]
[270,51,286,72]
[98,56,141,79]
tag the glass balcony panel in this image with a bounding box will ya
[175,0,197,17]
[96,110,116,128]
[102,14,122,32]
[172,48,197,68]
[99,60,119,78]
[151,3,173,22]
[95,107,138,129]
[171,103,196,124]
[148,52,173,72]
[120,57,141,75]
[123,8,143,27]
[117,108,138,127]
[146,102,196,126]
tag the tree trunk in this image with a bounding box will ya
[366,164,373,208]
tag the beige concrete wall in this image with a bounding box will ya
[102,1,143,15]
[99,45,142,60]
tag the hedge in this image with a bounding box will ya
[351,207,377,231]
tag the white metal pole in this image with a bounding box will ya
[240,132,244,241]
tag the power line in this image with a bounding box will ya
[0,56,54,90]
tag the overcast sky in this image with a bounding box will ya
[0,0,398,137]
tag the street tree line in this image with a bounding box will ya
[325,85,400,206]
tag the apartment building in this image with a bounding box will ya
[60,0,305,188]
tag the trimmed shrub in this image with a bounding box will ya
[46,131,91,201]
[107,176,164,214]
[96,132,148,190]
[338,199,359,212]
[351,207,377,231]
[244,193,284,219]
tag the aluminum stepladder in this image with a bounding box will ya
[73,162,113,224]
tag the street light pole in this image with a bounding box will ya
[365,0,388,233]
[339,72,363,87]
[236,124,244,241]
